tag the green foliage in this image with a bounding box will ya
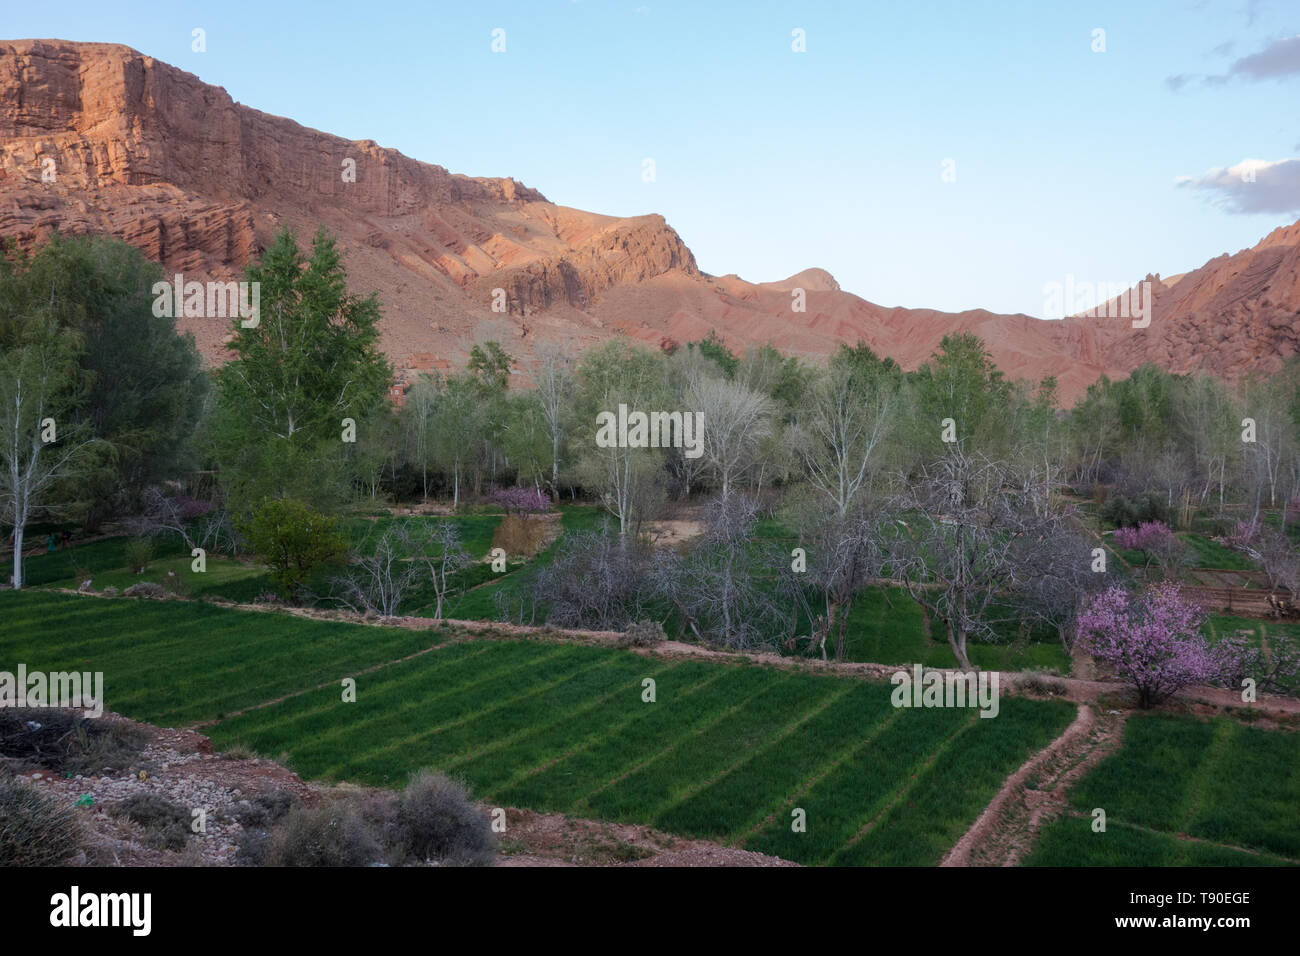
[0,591,446,726]
[1100,492,1172,529]
[467,341,513,394]
[124,537,154,573]
[687,330,739,379]
[236,498,347,600]
[0,234,207,524]
[210,229,391,511]
[907,332,1013,458]
[1028,713,1300,864]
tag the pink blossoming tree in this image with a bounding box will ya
[1077,583,1217,708]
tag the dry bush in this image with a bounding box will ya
[620,620,667,648]
[0,780,83,866]
[260,797,381,867]
[492,513,556,558]
[392,771,495,866]
[0,709,147,776]
[113,793,190,851]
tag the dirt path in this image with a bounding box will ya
[46,588,1300,721]
[941,704,1127,866]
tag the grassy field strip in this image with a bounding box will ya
[575,671,803,819]
[115,624,444,718]
[498,666,782,811]
[457,662,726,794]
[1025,713,1300,865]
[364,655,637,772]
[834,711,981,860]
[717,686,909,842]
[190,636,496,729]
[836,697,1075,866]
[329,657,739,790]
[746,706,972,863]
[0,592,442,725]
[1166,718,1235,865]
[1183,722,1300,859]
[265,646,581,779]
[585,673,839,822]
[110,624,445,726]
[1068,714,1216,833]
[207,641,503,749]
[647,684,855,832]
[426,654,658,769]
[1031,815,1299,866]
[0,595,264,659]
[212,639,534,741]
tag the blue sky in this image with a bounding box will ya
[9,0,1300,316]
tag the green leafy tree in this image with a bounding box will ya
[237,498,347,600]
[909,332,1013,460]
[0,234,207,526]
[687,330,739,379]
[210,229,391,512]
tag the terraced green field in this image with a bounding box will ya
[1,590,1075,866]
[1025,713,1300,866]
[0,591,445,725]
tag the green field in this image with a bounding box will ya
[1026,713,1300,866]
[1,590,1075,866]
[0,591,445,725]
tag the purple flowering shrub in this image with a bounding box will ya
[489,486,552,515]
[1077,583,1217,708]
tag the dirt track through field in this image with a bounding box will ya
[940,703,1127,866]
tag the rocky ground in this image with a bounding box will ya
[6,713,793,867]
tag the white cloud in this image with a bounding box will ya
[1176,158,1300,213]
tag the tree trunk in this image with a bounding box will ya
[948,621,973,671]
[11,523,23,590]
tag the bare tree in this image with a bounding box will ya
[126,486,240,555]
[331,523,421,617]
[888,449,1072,671]
[1016,528,1107,652]
[412,521,473,619]
[532,527,654,630]
[532,344,576,495]
[792,362,895,517]
[688,376,773,497]
[1,325,98,589]
[784,501,890,661]
[651,493,783,650]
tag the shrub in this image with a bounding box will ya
[123,581,166,599]
[0,709,147,776]
[1101,492,1171,529]
[260,798,382,867]
[621,620,667,648]
[114,793,189,850]
[230,789,296,828]
[392,771,495,866]
[0,781,82,866]
[1017,670,1067,697]
[124,537,154,573]
[1078,583,1216,708]
[488,485,552,515]
[236,498,347,601]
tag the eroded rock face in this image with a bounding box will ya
[1,39,1296,401]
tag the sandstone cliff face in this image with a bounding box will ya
[2,39,1297,402]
